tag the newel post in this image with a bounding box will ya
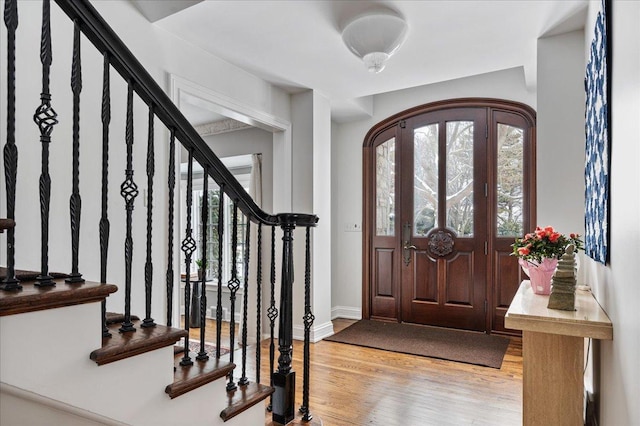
[272,215,296,425]
[272,213,318,425]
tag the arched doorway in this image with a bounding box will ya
[362,98,536,334]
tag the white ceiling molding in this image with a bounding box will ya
[195,119,251,137]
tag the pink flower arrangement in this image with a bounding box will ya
[512,226,583,263]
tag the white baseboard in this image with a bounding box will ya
[292,321,334,343]
[331,306,362,320]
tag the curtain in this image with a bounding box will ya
[249,153,262,207]
[247,153,263,344]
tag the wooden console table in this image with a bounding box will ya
[505,281,612,426]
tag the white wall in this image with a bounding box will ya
[311,91,333,339]
[331,67,536,314]
[583,1,640,424]
[202,127,273,213]
[537,30,587,285]
[291,90,334,341]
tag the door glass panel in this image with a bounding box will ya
[376,138,395,236]
[446,121,474,237]
[414,124,438,236]
[496,124,524,236]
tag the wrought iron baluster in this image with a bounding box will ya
[99,52,111,337]
[255,223,262,384]
[239,218,251,386]
[34,0,57,287]
[197,167,209,361]
[300,226,315,421]
[226,202,240,391]
[66,19,84,284]
[2,0,19,291]
[215,184,225,359]
[119,81,138,333]
[166,129,176,326]
[267,225,278,411]
[142,104,155,328]
[180,149,196,366]
[273,217,296,425]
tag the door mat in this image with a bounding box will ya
[324,320,510,369]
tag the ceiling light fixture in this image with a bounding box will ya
[342,12,408,73]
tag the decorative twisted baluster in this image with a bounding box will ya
[66,20,84,284]
[142,105,155,328]
[99,53,111,337]
[273,217,296,425]
[196,168,209,361]
[180,150,196,366]
[239,219,251,386]
[2,0,19,290]
[255,223,262,384]
[166,129,176,327]
[300,226,315,421]
[267,225,278,411]
[226,202,240,391]
[34,0,57,287]
[215,185,225,359]
[119,81,138,333]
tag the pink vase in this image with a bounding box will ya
[519,258,558,295]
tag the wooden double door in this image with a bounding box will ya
[363,99,536,334]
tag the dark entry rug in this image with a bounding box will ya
[324,320,510,369]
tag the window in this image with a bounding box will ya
[194,188,248,284]
[182,155,252,286]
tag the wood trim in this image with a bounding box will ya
[0,218,15,233]
[362,98,536,149]
[362,130,373,319]
[362,98,537,329]
[0,280,117,316]
[90,319,187,365]
[220,383,274,421]
[166,357,235,399]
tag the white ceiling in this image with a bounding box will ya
[145,0,589,122]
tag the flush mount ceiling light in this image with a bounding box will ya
[342,12,408,73]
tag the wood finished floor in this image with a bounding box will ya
[181,317,523,426]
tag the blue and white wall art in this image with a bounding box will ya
[584,0,610,265]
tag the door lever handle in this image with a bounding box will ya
[403,241,416,266]
[403,242,417,250]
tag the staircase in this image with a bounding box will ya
[0,279,266,425]
[0,0,318,424]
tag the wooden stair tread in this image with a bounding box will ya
[0,279,117,316]
[105,312,140,325]
[91,319,187,366]
[0,218,15,233]
[220,383,274,422]
[165,351,235,399]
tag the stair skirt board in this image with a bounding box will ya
[0,301,263,425]
[0,383,128,426]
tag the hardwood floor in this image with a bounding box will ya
[180,317,523,425]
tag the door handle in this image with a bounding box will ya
[402,222,416,266]
[403,240,416,266]
[403,242,417,251]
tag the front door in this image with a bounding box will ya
[364,99,536,333]
[399,108,487,331]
